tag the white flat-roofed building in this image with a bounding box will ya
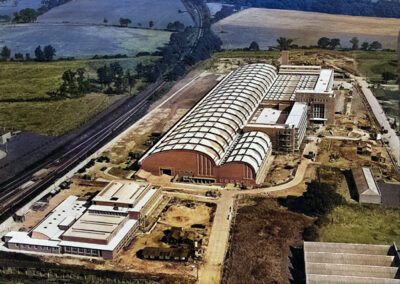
[244,102,308,152]
[4,180,163,259]
[31,196,86,240]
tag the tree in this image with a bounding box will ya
[276,37,293,51]
[317,37,330,49]
[12,8,38,23]
[329,38,341,49]
[361,42,370,50]
[370,41,382,50]
[349,37,359,50]
[43,45,56,61]
[1,46,11,60]
[103,17,108,24]
[149,21,154,28]
[14,53,24,61]
[249,41,260,51]
[382,71,396,83]
[25,53,31,61]
[34,45,45,61]
[126,71,136,95]
[119,18,131,27]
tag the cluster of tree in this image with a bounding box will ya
[1,45,56,61]
[166,21,185,32]
[12,8,38,23]
[97,63,136,94]
[278,179,346,217]
[213,5,236,22]
[119,18,132,27]
[220,0,400,18]
[317,37,342,49]
[48,68,91,99]
[317,37,382,50]
[34,45,56,61]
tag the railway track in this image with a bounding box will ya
[0,0,207,221]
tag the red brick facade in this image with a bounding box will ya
[141,150,257,185]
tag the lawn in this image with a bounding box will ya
[0,93,125,136]
[350,50,398,82]
[0,56,157,101]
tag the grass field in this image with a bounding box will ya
[0,24,171,58]
[0,57,157,135]
[317,204,400,244]
[0,93,125,135]
[350,51,398,82]
[37,0,193,29]
[212,8,400,49]
[0,56,156,101]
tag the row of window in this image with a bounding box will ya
[63,246,100,256]
[14,243,59,252]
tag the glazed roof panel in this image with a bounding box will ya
[142,64,278,165]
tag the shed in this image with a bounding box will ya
[351,167,381,204]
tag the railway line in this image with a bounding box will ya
[0,0,206,222]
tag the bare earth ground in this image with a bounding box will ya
[212,8,400,49]
[222,198,312,284]
[105,70,219,166]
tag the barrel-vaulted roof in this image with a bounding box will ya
[225,131,272,173]
[141,64,277,169]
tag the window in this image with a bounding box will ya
[65,246,71,253]
[79,248,84,253]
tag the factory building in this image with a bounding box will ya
[4,181,163,259]
[140,63,335,185]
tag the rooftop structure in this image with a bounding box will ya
[304,242,400,283]
[351,167,381,204]
[31,196,86,240]
[92,180,150,208]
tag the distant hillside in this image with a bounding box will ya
[214,0,400,18]
[212,8,400,49]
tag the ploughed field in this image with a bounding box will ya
[212,8,400,49]
[0,24,171,58]
[37,0,194,29]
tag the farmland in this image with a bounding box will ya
[212,8,400,49]
[37,0,194,29]
[0,24,171,58]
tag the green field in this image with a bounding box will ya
[350,51,398,83]
[316,204,400,244]
[0,93,125,136]
[0,57,157,101]
[0,57,158,135]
